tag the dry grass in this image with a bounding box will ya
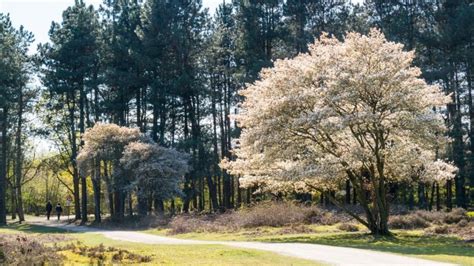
[387,208,473,241]
[0,234,65,265]
[166,202,473,241]
[168,202,351,234]
[337,223,359,232]
[56,242,152,264]
[389,214,430,229]
[389,208,470,229]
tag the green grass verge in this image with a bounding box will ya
[0,223,320,265]
[146,225,474,266]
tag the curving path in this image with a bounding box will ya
[28,218,456,266]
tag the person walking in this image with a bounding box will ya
[46,201,53,220]
[56,203,63,221]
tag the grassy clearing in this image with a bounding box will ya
[0,223,320,265]
[258,230,474,266]
[140,202,473,265]
[146,225,474,265]
[66,234,319,265]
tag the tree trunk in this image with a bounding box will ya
[0,108,6,225]
[137,194,147,217]
[418,183,426,210]
[128,192,133,217]
[113,190,124,222]
[92,179,101,223]
[210,78,220,212]
[429,183,435,211]
[154,198,164,215]
[10,183,16,220]
[81,174,88,223]
[170,199,175,216]
[466,60,474,205]
[454,79,466,208]
[465,61,474,205]
[79,84,88,223]
[446,179,453,211]
[345,180,351,204]
[408,185,414,210]
[348,171,391,236]
[435,183,440,211]
[14,88,25,222]
[92,161,101,223]
[67,95,81,220]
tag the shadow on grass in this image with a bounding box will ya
[262,232,474,258]
[0,222,81,234]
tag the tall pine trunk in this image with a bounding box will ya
[0,107,7,225]
[80,85,87,223]
[14,88,25,222]
[92,160,101,223]
[67,94,81,220]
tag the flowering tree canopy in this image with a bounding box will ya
[77,123,190,218]
[222,29,456,235]
[121,141,190,215]
[77,123,143,168]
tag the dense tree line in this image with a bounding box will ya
[0,14,35,225]
[0,0,473,224]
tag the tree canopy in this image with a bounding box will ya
[77,123,190,221]
[223,29,457,235]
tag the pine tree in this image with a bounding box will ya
[39,0,100,221]
[0,14,33,225]
[142,0,208,212]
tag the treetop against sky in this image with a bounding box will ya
[1,0,363,54]
[0,0,216,53]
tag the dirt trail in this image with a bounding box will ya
[28,218,456,266]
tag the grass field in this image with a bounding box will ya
[0,224,320,265]
[2,215,473,265]
[146,224,474,266]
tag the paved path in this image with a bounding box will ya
[27,218,456,266]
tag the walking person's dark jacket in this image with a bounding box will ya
[46,202,53,220]
[56,204,63,220]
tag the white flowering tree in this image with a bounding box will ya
[222,29,456,235]
[78,123,190,221]
[120,142,190,216]
[78,123,143,222]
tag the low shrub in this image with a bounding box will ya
[389,214,430,229]
[0,234,63,265]
[237,202,308,227]
[61,241,152,263]
[277,225,315,234]
[413,210,445,223]
[457,219,469,227]
[337,223,359,232]
[170,215,225,234]
[433,225,449,234]
[389,208,471,230]
[168,201,354,234]
[168,202,470,235]
[443,208,467,224]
